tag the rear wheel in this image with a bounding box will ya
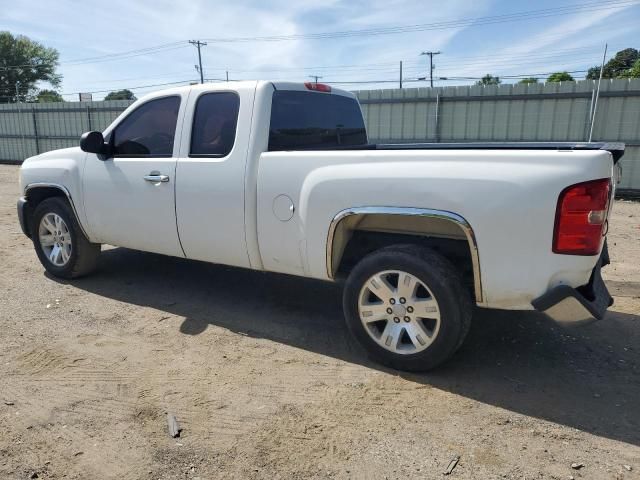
[31,197,100,279]
[343,245,472,371]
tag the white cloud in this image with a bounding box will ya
[4,0,496,97]
[3,0,638,97]
[445,3,637,81]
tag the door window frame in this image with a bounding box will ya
[188,91,241,159]
[108,94,182,158]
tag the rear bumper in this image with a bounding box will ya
[532,247,613,326]
[17,196,31,238]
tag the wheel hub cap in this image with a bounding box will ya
[358,270,441,355]
[38,213,72,267]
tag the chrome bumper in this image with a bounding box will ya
[532,247,613,326]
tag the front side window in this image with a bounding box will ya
[112,96,180,156]
[190,92,240,157]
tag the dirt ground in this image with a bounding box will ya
[0,164,638,480]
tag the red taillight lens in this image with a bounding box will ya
[553,178,610,255]
[304,82,331,92]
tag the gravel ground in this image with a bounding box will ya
[0,164,638,480]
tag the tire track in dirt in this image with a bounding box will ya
[1,388,144,479]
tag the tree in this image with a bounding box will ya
[104,89,136,101]
[547,72,574,82]
[0,31,61,103]
[35,89,63,103]
[586,65,602,80]
[519,77,538,84]
[619,59,640,79]
[476,74,501,86]
[586,48,639,79]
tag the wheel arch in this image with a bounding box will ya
[326,207,483,304]
[24,183,89,239]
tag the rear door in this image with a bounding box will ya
[83,93,187,256]
[174,84,255,268]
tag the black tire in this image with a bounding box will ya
[31,197,100,279]
[343,244,472,371]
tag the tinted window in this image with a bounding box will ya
[112,96,180,156]
[190,92,240,157]
[269,91,367,151]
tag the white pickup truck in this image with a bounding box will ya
[17,81,623,371]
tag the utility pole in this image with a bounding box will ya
[226,70,229,82]
[420,51,441,88]
[309,75,322,84]
[189,40,207,84]
[589,43,608,142]
[399,61,403,89]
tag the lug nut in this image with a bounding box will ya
[386,308,393,314]
[407,306,414,313]
[399,297,406,304]
[393,317,400,323]
[404,316,411,322]
[390,298,396,305]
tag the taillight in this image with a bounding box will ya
[304,82,331,92]
[553,178,611,255]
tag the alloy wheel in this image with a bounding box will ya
[38,213,72,267]
[358,270,441,354]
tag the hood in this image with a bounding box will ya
[22,146,83,165]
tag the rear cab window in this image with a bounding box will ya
[190,92,240,157]
[268,90,367,151]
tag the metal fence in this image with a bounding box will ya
[355,78,640,191]
[0,100,133,163]
[1,78,639,190]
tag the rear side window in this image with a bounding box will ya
[268,91,367,151]
[190,92,240,157]
[112,96,180,157]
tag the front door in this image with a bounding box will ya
[83,94,186,257]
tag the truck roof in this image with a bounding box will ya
[134,80,357,103]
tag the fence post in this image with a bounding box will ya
[31,108,40,154]
[585,88,595,141]
[86,106,92,131]
[434,94,441,143]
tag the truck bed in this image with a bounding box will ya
[311,142,626,163]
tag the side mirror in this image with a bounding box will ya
[80,131,109,155]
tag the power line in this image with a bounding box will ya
[200,0,638,43]
[13,66,591,95]
[283,69,594,85]
[53,79,196,96]
[64,41,187,64]
[189,46,627,80]
[203,41,632,75]
[0,43,189,70]
[0,67,606,99]
[2,0,634,72]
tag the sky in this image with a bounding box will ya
[2,0,639,100]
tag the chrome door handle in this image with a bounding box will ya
[144,174,169,183]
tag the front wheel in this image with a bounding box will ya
[342,245,472,371]
[31,197,101,279]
